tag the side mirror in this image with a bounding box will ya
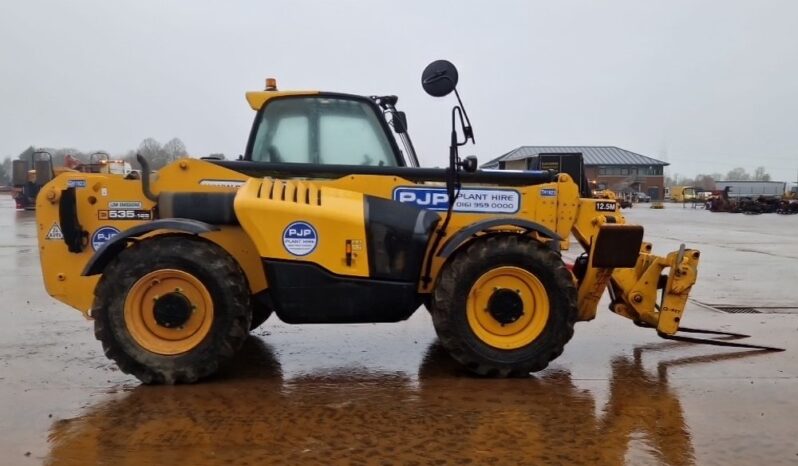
[393,111,408,133]
[459,155,478,173]
[421,60,459,97]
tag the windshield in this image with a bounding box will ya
[250,97,399,166]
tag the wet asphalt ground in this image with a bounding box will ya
[0,194,796,465]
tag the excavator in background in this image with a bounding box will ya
[12,152,134,210]
[11,150,56,210]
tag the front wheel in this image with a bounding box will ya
[430,235,578,377]
[93,236,252,384]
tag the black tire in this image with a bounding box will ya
[93,236,252,384]
[430,235,578,377]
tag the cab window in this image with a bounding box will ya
[250,97,398,166]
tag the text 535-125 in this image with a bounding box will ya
[98,210,152,221]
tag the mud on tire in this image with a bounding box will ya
[93,236,252,384]
[430,235,578,377]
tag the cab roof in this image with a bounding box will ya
[245,90,320,110]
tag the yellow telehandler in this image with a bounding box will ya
[34,61,777,383]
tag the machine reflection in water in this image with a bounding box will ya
[46,338,768,466]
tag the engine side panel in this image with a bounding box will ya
[234,178,373,277]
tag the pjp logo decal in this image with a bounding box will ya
[393,187,520,214]
[91,226,120,251]
[282,221,318,256]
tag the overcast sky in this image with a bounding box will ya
[1,0,796,180]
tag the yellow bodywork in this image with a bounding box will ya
[245,90,320,110]
[35,160,572,313]
[235,178,371,277]
[34,86,699,339]
[670,186,698,203]
[35,156,699,337]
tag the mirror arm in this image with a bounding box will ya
[450,106,460,165]
[453,88,474,144]
[451,106,469,147]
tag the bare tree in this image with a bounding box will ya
[138,138,169,169]
[726,167,751,181]
[753,166,771,181]
[51,148,90,167]
[665,174,683,187]
[163,138,188,162]
[17,146,36,162]
[693,174,716,190]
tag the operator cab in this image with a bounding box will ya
[212,70,554,187]
[244,88,419,168]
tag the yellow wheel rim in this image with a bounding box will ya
[467,266,550,350]
[124,269,214,355]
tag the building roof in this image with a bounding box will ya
[482,146,668,168]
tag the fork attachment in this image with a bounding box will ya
[608,242,700,335]
[569,210,782,352]
[606,243,784,351]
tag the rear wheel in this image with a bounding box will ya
[431,235,577,377]
[93,236,251,384]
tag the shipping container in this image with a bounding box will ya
[715,181,786,198]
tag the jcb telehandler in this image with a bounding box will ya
[34,61,776,384]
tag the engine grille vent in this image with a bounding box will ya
[262,180,322,205]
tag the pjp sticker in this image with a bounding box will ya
[393,187,520,214]
[282,221,318,256]
[91,226,120,251]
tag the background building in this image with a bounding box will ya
[482,146,669,200]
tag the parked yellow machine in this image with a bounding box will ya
[33,61,775,384]
[670,185,698,203]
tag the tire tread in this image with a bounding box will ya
[431,235,578,377]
